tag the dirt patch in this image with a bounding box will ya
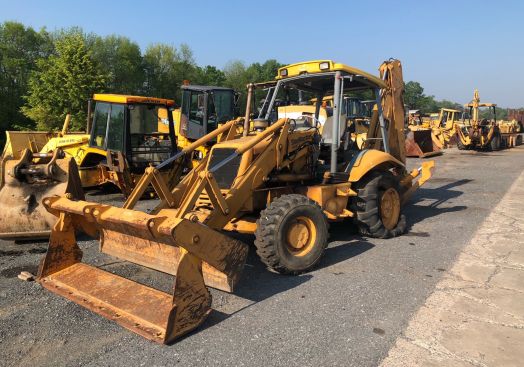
[0,264,39,278]
[28,247,47,254]
[0,250,24,257]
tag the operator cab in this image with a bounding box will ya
[88,94,177,173]
[254,60,390,173]
[438,108,461,128]
[179,85,237,141]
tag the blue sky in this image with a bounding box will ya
[1,0,523,106]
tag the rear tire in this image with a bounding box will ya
[350,171,406,239]
[490,133,501,151]
[456,135,467,150]
[254,194,328,274]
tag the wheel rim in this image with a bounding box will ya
[285,216,317,257]
[380,188,401,230]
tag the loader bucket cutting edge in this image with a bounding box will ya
[405,130,442,158]
[37,196,249,343]
[0,154,84,241]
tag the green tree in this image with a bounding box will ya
[403,81,439,113]
[91,35,144,94]
[193,65,226,86]
[142,43,198,101]
[0,21,53,146]
[172,43,198,95]
[223,60,248,91]
[21,30,107,130]
[142,44,179,99]
[435,99,462,110]
[245,59,283,82]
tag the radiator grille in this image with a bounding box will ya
[207,148,241,189]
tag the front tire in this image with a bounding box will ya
[254,194,329,274]
[350,171,406,238]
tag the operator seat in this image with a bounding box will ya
[321,108,347,146]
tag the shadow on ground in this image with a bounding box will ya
[405,178,471,230]
[177,234,374,340]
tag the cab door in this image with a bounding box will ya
[181,89,206,140]
[88,102,125,152]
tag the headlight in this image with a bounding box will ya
[319,62,330,70]
[280,69,288,77]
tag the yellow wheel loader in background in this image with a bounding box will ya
[36,59,434,344]
[455,89,522,150]
[0,94,178,240]
[0,88,237,241]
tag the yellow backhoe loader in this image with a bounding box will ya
[429,108,461,149]
[36,59,434,344]
[455,89,522,150]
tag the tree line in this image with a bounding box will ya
[404,81,511,120]
[0,21,283,143]
[0,21,513,148]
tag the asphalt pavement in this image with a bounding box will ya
[1,146,523,367]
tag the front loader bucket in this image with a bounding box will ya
[37,196,248,344]
[405,130,442,158]
[0,150,84,240]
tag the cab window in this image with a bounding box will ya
[211,90,234,123]
[129,104,159,134]
[189,92,204,126]
[90,102,110,149]
[106,104,125,151]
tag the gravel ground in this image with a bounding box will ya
[1,145,523,367]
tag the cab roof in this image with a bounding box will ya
[93,94,175,106]
[181,85,234,92]
[276,60,387,90]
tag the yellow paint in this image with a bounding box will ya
[276,60,387,88]
[93,94,175,106]
[349,150,404,182]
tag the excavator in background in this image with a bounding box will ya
[36,59,434,344]
[0,87,238,241]
[455,89,521,150]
